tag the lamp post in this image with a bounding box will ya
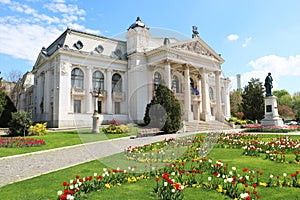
[91,88,102,133]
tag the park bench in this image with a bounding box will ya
[136,128,164,138]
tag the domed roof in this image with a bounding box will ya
[128,17,148,30]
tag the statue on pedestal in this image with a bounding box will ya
[264,72,273,97]
[261,72,284,126]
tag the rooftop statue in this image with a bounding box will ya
[192,26,199,38]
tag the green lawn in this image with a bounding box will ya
[0,127,137,157]
[1,135,300,200]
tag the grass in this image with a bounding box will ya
[0,126,138,158]
[1,133,300,200]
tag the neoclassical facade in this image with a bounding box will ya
[31,18,230,128]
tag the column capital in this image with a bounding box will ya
[183,63,190,70]
[165,58,171,64]
[214,70,222,76]
[199,68,207,74]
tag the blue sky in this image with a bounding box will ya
[0,0,299,94]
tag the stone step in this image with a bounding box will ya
[184,120,234,132]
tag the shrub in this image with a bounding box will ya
[102,124,129,134]
[0,94,17,128]
[29,122,48,136]
[8,111,32,136]
[228,117,254,125]
[143,85,182,134]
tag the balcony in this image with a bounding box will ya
[112,92,125,101]
[192,94,201,102]
[174,93,184,101]
[92,89,107,98]
[71,88,86,96]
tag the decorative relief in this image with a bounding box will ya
[173,41,215,59]
[71,88,85,96]
[61,61,71,76]
[112,92,125,101]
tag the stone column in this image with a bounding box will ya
[200,69,211,121]
[44,71,49,114]
[214,70,222,121]
[165,60,171,89]
[106,69,112,114]
[184,64,192,121]
[224,81,231,119]
[86,67,93,113]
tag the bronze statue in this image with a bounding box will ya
[192,26,199,38]
[264,72,273,97]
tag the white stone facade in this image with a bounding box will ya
[31,18,230,128]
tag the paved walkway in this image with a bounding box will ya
[0,129,299,188]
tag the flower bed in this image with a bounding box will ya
[57,133,300,200]
[0,137,45,147]
[243,125,300,133]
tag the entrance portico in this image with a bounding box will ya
[143,36,229,122]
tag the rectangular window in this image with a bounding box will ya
[74,100,81,113]
[115,102,121,114]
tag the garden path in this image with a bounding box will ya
[1,129,299,188]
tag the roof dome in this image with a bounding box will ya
[128,17,148,30]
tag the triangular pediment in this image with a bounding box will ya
[34,53,47,67]
[170,38,224,63]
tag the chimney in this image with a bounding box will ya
[236,74,242,91]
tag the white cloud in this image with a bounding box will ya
[230,54,300,91]
[67,23,100,35]
[43,3,85,15]
[0,0,100,62]
[242,37,252,48]
[248,54,300,76]
[227,34,239,41]
[0,0,11,4]
[0,23,61,61]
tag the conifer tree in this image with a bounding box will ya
[144,85,182,133]
[241,78,264,121]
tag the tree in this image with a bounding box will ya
[0,95,17,127]
[0,72,7,117]
[241,78,264,121]
[8,111,32,136]
[144,85,182,133]
[273,90,293,107]
[278,105,295,120]
[4,69,23,83]
[230,90,243,117]
[292,92,300,120]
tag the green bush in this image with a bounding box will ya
[8,111,32,136]
[0,95,17,128]
[102,124,129,134]
[143,85,182,134]
[29,122,48,136]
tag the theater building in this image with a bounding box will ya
[31,17,230,128]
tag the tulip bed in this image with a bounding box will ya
[0,137,45,147]
[57,133,300,200]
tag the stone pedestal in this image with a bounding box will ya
[92,112,100,133]
[261,96,284,126]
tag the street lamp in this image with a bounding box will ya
[91,88,102,133]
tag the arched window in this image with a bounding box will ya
[209,87,214,100]
[154,72,162,90]
[172,75,180,93]
[112,73,122,92]
[71,68,84,89]
[92,71,104,90]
